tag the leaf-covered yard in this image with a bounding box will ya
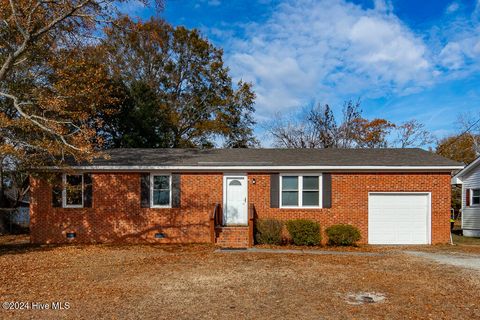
[0,237,479,319]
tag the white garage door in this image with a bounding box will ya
[368,193,430,245]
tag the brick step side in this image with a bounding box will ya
[215,227,250,248]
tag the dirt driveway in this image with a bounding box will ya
[0,238,479,319]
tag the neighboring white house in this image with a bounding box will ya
[452,156,480,237]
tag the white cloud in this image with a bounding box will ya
[373,0,393,14]
[435,11,480,75]
[439,42,464,69]
[226,0,432,117]
[446,2,460,14]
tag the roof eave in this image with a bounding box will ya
[452,156,480,180]
[38,165,464,172]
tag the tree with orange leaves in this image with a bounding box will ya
[351,118,396,148]
[0,1,161,213]
[0,0,161,165]
[436,134,479,165]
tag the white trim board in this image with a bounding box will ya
[279,173,323,209]
[368,192,432,245]
[222,174,248,226]
[453,156,480,181]
[150,173,172,209]
[42,165,464,172]
[62,173,84,209]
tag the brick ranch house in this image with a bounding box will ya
[30,148,463,247]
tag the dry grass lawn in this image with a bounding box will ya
[0,236,479,319]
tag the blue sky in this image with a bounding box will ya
[124,0,480,144]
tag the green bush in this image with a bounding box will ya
[325,224,361,246]
[285,219,321,246]
[255,219,283,245]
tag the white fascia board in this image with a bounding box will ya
[453,156,480,180]
[42,165,465,172]
[451,176,463,185]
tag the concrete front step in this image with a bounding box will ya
[215,226,250,248]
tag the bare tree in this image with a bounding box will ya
[269,100,366,149]
[268,114,321,148]
[268,103,341,149]
[457,113,480,155]
[308,104,339,148]
[268,100,428,150]
[394,119,434,148]
[337,100,362,148]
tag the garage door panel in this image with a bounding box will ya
[374,232,396,243]
[368,193,430,245]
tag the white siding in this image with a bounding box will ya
[462,167,480,230]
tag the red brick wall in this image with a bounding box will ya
[248,172,451,244]
[30,173,222,244]
[30,172,451,244]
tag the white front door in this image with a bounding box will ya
[223,175,248,226]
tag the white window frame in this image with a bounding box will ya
[150,173,172,208]
[471,189,480,207]
[62,173,84,208]
[279,173,323,209]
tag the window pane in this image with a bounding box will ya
[66,175,82,186]
[282,191,298,206]
[282,176,298,190]
[66,189,82,205]
[154,176,169,190]
[302,191,319,206]
[303,176,319,190]
[153,190,170,206]
[473,190,480,205]
[229,179,242,186]
[66,175,82,205]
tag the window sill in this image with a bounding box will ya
[150,206,172,209]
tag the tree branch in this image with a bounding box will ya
[0,91,82,151]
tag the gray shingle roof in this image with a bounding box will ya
[81,148,462,168]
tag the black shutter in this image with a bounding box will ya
[322,173,332,208]
[171,174,181,208]
[466,188,470,207]
[83,173,93,208]
[52,173,62,208]
[270,173,279,208]
[140,173,150,208]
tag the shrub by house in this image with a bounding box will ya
[255,219,283,245]
[325,224,361,246]
[285,219,321,246]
